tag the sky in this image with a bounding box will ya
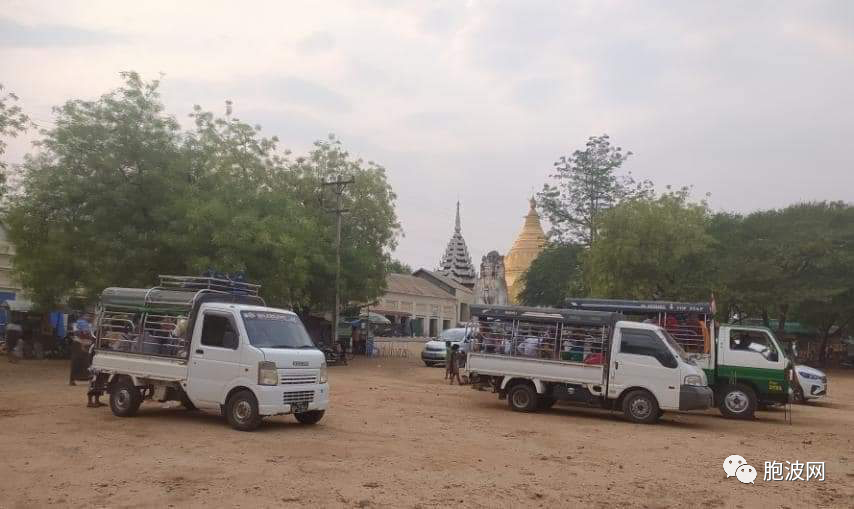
[2,0,853,271]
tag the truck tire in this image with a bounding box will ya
[622,390,660,424]
[225,390,262,431]
[294,410,325,425]
[109,379,143,417]
[719,384,757,419]
[507,383,538,413]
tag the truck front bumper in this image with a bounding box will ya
[679,385,714,411]
[256,383,330,416]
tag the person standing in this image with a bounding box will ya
[69,314,93,385]
[448,344,463,385]
[5,314,22,363]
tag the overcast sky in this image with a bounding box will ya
[2,1,853,271]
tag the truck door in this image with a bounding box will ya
[610,326,680,410]
[187,310,242,406]
[717,327,788,401]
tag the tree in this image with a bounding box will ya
[538,134,653,245]
[517,243,586,307]
[715,202,854,345]
[5,73,400,313]
[585,190,714,301]
[0,83,33,196]
[384,256,412,275]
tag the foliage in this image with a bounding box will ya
[714,202,854,342]
[538,134,653,245]
[5,73,399,312]
[585,189,714,301]
[383,256,412,275]
[0,83,33,196]
[517,243,586,307]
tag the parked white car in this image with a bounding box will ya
[421,328,469,367]
[794,364,827,402]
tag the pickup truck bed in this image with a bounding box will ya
[92,350,188,382]
[467,352,605,385]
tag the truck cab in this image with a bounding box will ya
[91,276,329,431]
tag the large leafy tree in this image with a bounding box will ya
[715,202,854,343]
[538,134,653,245]
[585,190,714,301]
[5,73,399,313]
[517,243,586,307]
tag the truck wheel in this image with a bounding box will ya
[622,390,660,424]
[507,383,538,412]
[294,410,325,425]
[110,379,143,417]
[225,390,262,431]
[538,395,557,410]
[719,384,757,419]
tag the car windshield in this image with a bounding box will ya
[660,329,693,363]
[241,311,316,349]
[440,329,466,341]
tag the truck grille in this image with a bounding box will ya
[279,373,318,385]
[282,390,314,405]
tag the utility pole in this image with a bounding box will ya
[322,175,355,357]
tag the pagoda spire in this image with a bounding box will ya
[455,201,461,233]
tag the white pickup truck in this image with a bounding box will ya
[91,276,329,431]
[465,304,713,424]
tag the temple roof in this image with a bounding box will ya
[436,201,477,288]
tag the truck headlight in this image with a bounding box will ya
[319,364,328,384]
[684,375,703,386]
[258,361,278,386]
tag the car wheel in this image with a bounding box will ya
[294,410,325,425]
[424,361,435,367]
[226,390,262,431]
[507,383,538,413]
[109,379,143,417]
[622,390,660,424]
[719,384,757,419]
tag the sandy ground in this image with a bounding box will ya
[1,347,853,509]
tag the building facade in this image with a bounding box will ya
[370,273,459,337]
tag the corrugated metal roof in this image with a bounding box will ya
[386,273,455,300]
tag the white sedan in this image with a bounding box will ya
[421,328,469,367]
[794,364,827,402]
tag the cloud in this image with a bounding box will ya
[0,18,126,48]
[296,32,335,54]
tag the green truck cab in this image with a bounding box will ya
[566,299,792,419]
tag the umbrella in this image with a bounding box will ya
[359,312,391,325]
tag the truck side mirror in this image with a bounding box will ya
[768,351,779,362]
[223,331,238,349]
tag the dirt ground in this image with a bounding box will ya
[1,349,853,509]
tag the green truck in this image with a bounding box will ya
[565,299,792,419]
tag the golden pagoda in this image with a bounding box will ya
[504,197,547,304]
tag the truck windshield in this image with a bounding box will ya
[241,311,315,349]
[660,329,693,363]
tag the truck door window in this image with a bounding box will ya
[729,330,778,361]
[620,329,677,368]
[201,315,238,349]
